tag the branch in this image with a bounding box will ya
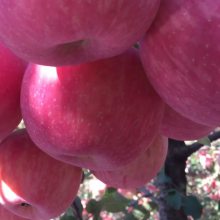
[185,130,220,157]
[71,197,83,220]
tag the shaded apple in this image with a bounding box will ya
[140,0,220,127]
[0,205,27,220]
[0,42,27,143]
[21,48,165,171]
[92,135,168,189]
[161,105,214,141]
[0,129,82,220]
[0,0,160,66]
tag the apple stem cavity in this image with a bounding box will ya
[20,202,30,207]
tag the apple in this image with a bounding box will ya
[0,42,27,143]
[0,205,27,220]
[0,0,160,66]
[92,135,168,189]
[21,48,165,171]
[0,129,82,220]
[161,105,214,141]
[140,0,220,127]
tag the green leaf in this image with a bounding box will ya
[124,213,138,220]
[182,195,203,219]
[60,215,77,220]
[65,207,74,216]
[197,136,211,146]
[105,187,117,194]
[157,167,172,184]
[132,209,146,220]
[148,201,158,210]
[86,199,102,217]
[72,196,83,217]
[133,204,149,215]
[218,201,220,211]
[133,206,150,220]
[165,189,182,210]
[60,208,77,220]
[101,188,130,213]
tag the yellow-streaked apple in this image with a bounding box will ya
[0,0,160,66]
[92,135,168,189]
[161,105,214,141]
[0,129,82,220]
[140,0,220,127]
[21,48,165,170]
[0,43,27,142]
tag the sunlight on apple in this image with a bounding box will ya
[36,65,58,82]
[0,180,21,204]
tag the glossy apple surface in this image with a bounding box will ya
[0,0,160,66]
[92,135,168,189]
[161,105,214,141]
[140,0,220,127]
[21,49,164,170]
[0,129,82,220]
[0,43,27,143]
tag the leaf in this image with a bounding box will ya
[148,201,158,210]
[165,189,182,210]
[132,206,150,220]
[197,136,211,146]
[105,187,117,194]
[132,209,146,220]
[124,213,138,220]
[86,199,102,217]
[65,207,74,216]
[60,208,77,220]
[133,204,149,215]
[157,167,172,184]
[72,196,83,216]
[182,195,203,219]
[60,215,77,220]
[101,188,130,213]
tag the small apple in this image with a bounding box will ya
[0,0,160,66]
[0,129,82,220]
[140,0,220,127]
[92,135,168,189]
[0,42,27,143]
[161,105,214,141]
[0,205,27,220]
[21,48,164,171]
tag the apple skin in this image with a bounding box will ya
[92,135,168,189]
[140,0,220,127]
[161,105,214,141]
[0,129,82,220]
[0,205,27,220]
[0,43,27,143]
[21,48,165,171]
[0,0,160,66]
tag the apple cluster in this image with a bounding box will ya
[0,0,219,219]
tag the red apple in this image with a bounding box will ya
[0,129,82,220]
[0,205,27,220]
[92,135,168,189]
[140,0,220,127]
[161,105,214,141]
[0,0,160,66]
[21,48,165,171]
[0,42,27,143]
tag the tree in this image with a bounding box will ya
[0,1,220,220]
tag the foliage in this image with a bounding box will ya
[186,139,220,220]
[52,137,220,220]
